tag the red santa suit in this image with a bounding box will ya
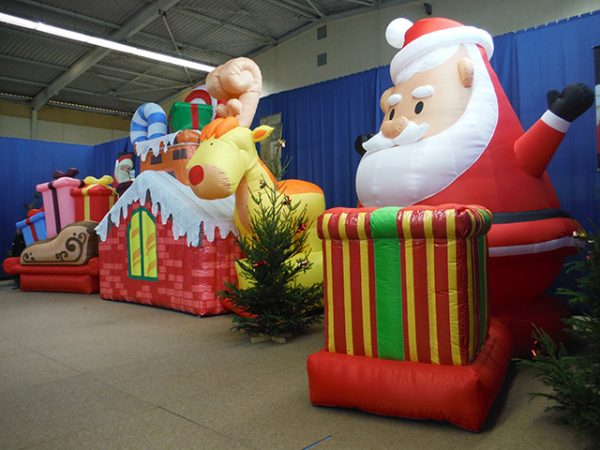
[356,18,589,355]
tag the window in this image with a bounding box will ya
[150,154,163,165]
[127,207,158,280]
[317,25,327,40]
[172,148,188,160]
[317,52,327,67]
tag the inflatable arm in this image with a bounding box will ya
[514,83,594,178]
[206,57,262,128]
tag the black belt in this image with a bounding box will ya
[492,208,572,224]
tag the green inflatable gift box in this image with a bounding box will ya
[169,102,213,132]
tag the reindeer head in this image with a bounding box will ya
[186,118,273,199]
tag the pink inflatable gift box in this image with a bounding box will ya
[36,169,83,238]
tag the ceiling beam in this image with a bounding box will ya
[12,0,232,61]
[305,0,325,17]
[12,0,120,30]
[0,53,189,90]
[248,0,416,57]
[94,63,195,86]
[31,0,182,111]
[90,70,188,90]
[0,75,143,105]
[173,8,277,44]
[0,91,132,116]
[343,0,376,6]
[0,53,66,72]
[262,0,319,20]
[159,11,194,84]
[280,0,322,15]
[116,85,185,96]
[0,75,45,87]
[64,87,142,105]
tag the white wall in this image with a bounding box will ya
[0,114,129,145]
[255,0,600,96]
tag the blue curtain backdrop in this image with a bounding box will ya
[256,11,600,227]
[91,136,134,178]
[0,136,132,273]
[254,68,385,208]
[491,11,600,227]
[2,11,599,274]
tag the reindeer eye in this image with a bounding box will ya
[414,101,424,114]
[388,109,395,120]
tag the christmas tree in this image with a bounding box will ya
[220,180,323,340]
[518,230,600,436]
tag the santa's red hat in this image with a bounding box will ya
[386,17,494,84]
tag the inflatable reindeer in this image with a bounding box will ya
[187,59,325,288]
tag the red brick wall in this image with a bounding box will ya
[99,200,241,316]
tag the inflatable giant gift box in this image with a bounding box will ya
[318,204,491,366]
[71,176,118,223]
[36,171,83,238]
[169,101,213,132]
[309,204,513,432]
[16,210,47,247]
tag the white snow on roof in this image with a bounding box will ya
[134,132,179,162]
[96,170,237,247]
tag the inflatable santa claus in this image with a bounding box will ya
[355,17,594,355]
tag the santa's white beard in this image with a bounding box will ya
[356,49,499,208]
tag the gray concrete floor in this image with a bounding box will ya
[0,281,593,450]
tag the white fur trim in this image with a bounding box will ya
[489,236,582,257]
[396,45,458,84]
[390,25,494,85]
[541,110,570,133]
[386,18,413,49]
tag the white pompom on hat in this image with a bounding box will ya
[386,17,494,84]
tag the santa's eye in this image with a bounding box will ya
[388,109,395,120]
[414,101,424,114]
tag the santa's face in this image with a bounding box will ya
[356,44,499,207]
[380,46,472,141]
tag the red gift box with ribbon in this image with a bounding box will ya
[71,175,117,223]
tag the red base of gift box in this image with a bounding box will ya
[74,196,114,223]
[493,295,569,358]
[307,319,513,432]
[2,257,99,294]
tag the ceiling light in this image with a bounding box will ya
[0,12,215,73]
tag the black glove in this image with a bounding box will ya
[546,83,594,122]
[354,134,374,156]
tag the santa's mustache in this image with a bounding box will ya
[363,121,430,153]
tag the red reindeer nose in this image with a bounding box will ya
[189,165,205,185]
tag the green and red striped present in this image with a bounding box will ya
[318,204,492,366]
